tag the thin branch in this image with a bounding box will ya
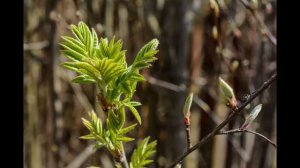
[238,0,277,47]
[185,124,192,149]
[147,75,250,160]
[218,129,277,148]
[59,70,94,112]
[147,76,186,92]
[120,145,129,168]
[24,41,49,51]
[146,76,211,112]
[65,144,94,168]
[167,71,277,168]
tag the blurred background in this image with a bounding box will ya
[24,0,276,167]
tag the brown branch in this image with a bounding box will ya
[120,149,129,168]
[146,76,211,112]
[218,129,277,148]
[238,0,277,47]
[167,71,277,168]
[65,144,94,168]
[146,75,251,161]
[24,41,49,51]
[185,124,192,149]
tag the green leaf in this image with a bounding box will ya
[141,160,153,166]
[80,134,96,140]
[95,58,126,83]
[130,137,157,168]
[128,73,145,81]
[127,104,141,125]
[120,81,132,94]
[132,39,159,71]
[130,101,142,106]
[118,124,137,135]
[116,136,134,142]
[240,104,263,130]
[63,62,102,80]
[72,75,96,84]
[183,92,193,117]
[82,118,94,132]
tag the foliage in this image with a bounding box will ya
[130,137,157,168]
[60,22,158,167]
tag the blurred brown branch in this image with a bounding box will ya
[238,0,277,47]
[24,41,49,51]
[65,144,95,168]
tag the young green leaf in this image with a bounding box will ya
[132,39,159,70]
[72,74,96,84]
[80,134,96,140]
[126,104,142,125]
[130,137,157,168]
[240,104,262,130]
[116,136,134,142]
[219,77,237,109]
[183,92,193,117]
[118,124,137,135]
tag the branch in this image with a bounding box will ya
[185,124,192,149]
[120,146,129,168]
[167,71,277,168]
[218,129,277,148]
[24,41,49,51]
[65,144,94,168]
[238,0,277,47]
[146,76,211,112]
[146,75,250,161]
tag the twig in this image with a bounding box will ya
[147,75,250,160]
[120,145,129,168]
[65,144,94,168]
[147,76,186,92]
[146,76,211,112]
[167,71,276,168]
[185,124,192,149]
[238,0,277,47]
[24,41,49,51]
[218,129,277,148]
[59,70,94,112]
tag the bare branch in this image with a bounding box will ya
[218,129,276,148]
[65,144,94,168]
[24,41,49,51]
[146,76,211,112]
[167,71,277,168]
[238,0,277,47]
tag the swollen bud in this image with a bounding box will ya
[250,0,258,10]
[183,93,193,117]
[219,77,237,109]
[240,104,262,130]
[210,0,220,17]
[183,93,193,125]
[212,26,218,40]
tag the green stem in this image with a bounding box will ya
[120,143,129,168]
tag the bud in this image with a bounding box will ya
[183,93,193,125]
[250,0,258,10]
[212,26,218,40]
[240,104,262,130]
[210,0,220,17]
[219,77,237,109]
[230,60,239,72]
[266,3,273,14]
[183,93,193,117]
